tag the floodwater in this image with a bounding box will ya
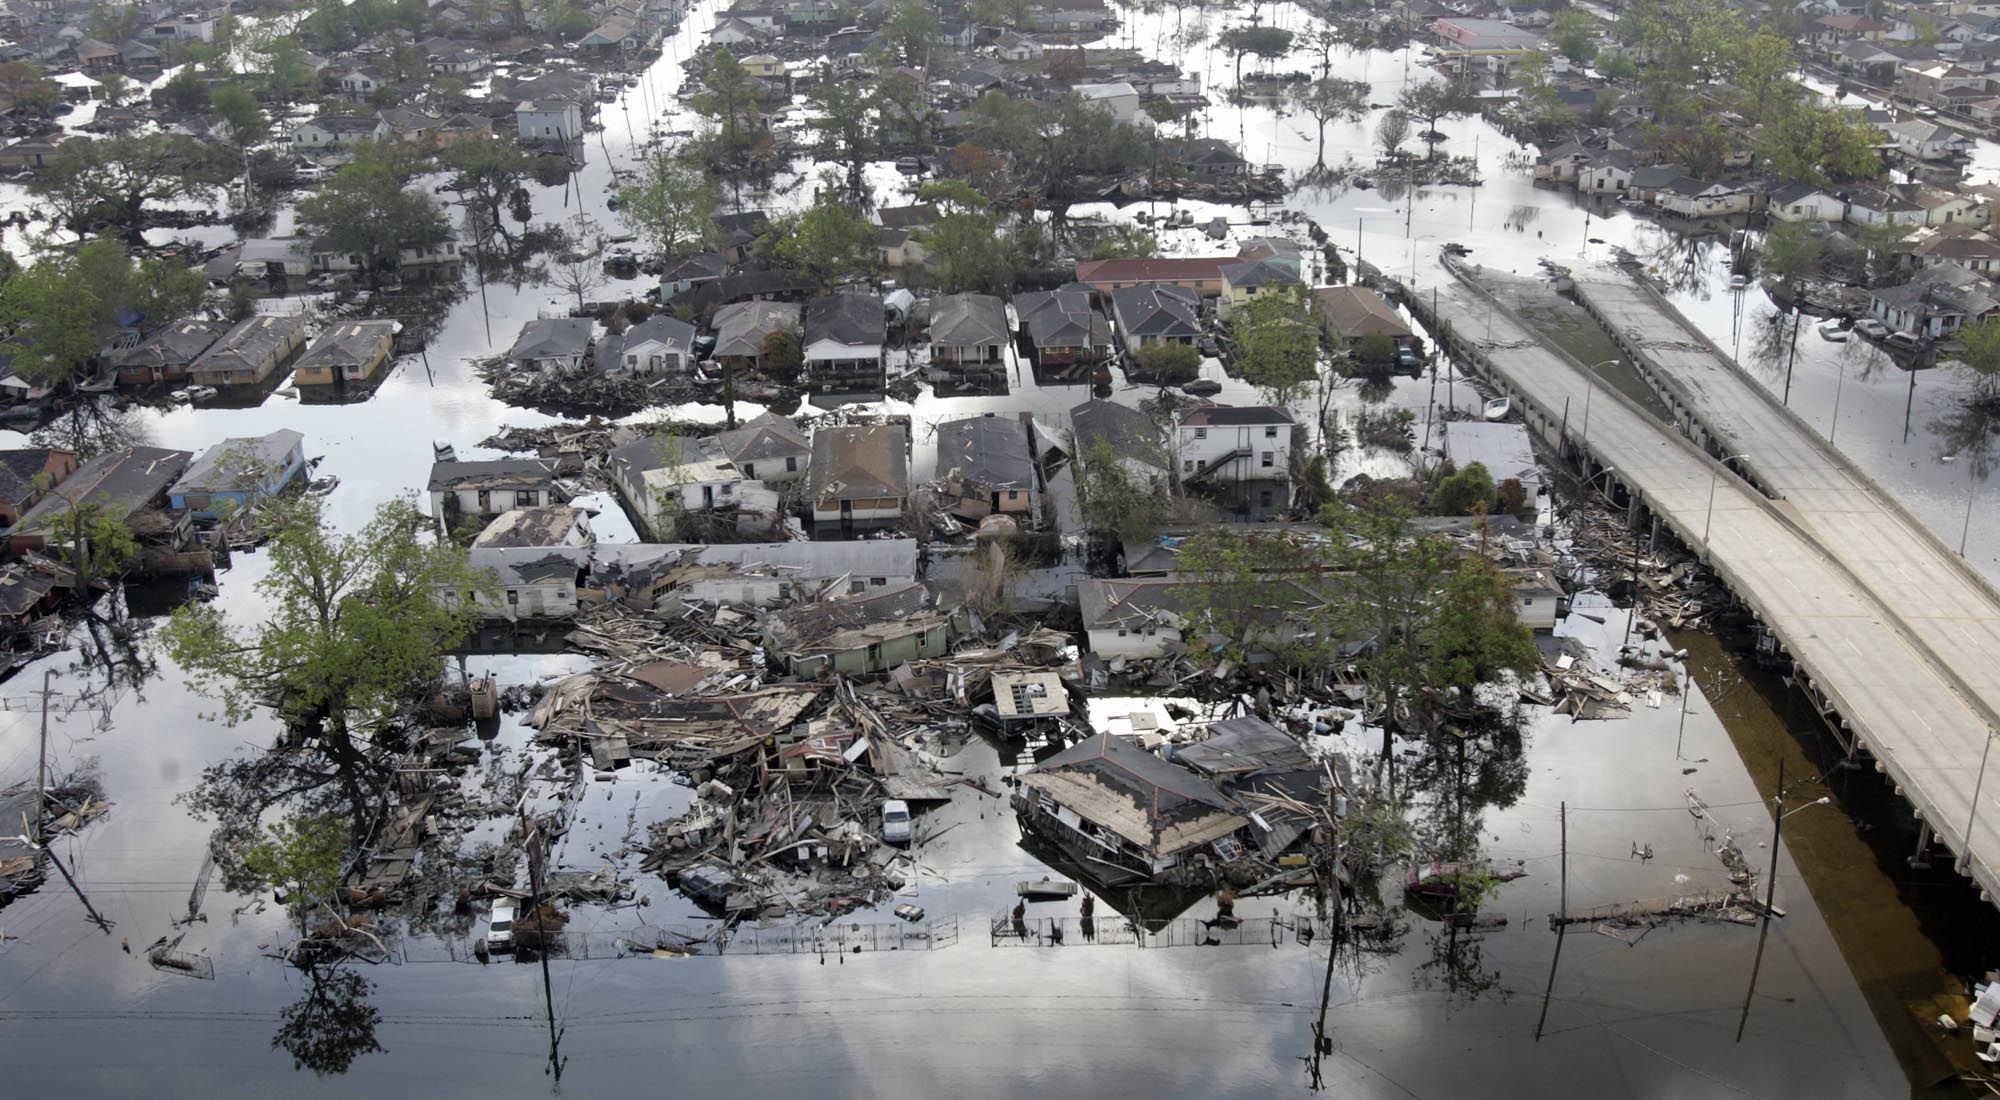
[0,1,1973,1094]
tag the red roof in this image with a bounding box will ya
[1074,257,1232,284]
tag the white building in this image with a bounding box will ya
[457,506,595,620]
[1074,81,1146,126]
[1175,405,1294,484]
[607,434,748,538]
[516,99,582,141]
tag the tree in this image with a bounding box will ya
[273,964,384,1077]
[1173,528,1322,666]
[1598,51,1639,81]
[1133,341,1201,384]
[548,217,605,311]
[615,153,720,258]
[0,259,100,385]
[1290,77,1370,167]
[1951,316,2000,409]
[1232,285,1319,405]
[46,502,139,584]
[1217,25,1294,87]
[884,2,942,68]
[443,131,536,246]
[1088,225,1160,260]
[758,328,803,383]
[210,84,267,147]
[244,813,349,936]
[1376,109,1410,160]
[808,81,874,198]
[1548,10,1599,64]
[1398,78,1475,160]
[1761,221,1821,292]
[157,65,211,113]
[1429,461,1496,516]
[1429,558,1539,698]
[876,70,933,150]
[163,495,489,847]
[0,61,57,116]
[1072,436,1174,541]
[690,49,757,154]
[1756,102,1881,187]
[296,155,452,285]
[96,72,132,109]
[913,180,1016,293]
[30,132,237,241]
[765,195,879,288]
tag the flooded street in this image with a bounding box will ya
[0,1,1986,1095]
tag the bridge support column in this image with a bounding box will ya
[1912,822,1935,870]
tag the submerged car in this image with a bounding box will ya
[486,898,517,952]
[881,799,913,845]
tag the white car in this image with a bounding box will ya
[881,800,913,845]
[1854,319,1890,339]
[486,898,517,952]
[1817,319,1849,342]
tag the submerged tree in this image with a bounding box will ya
[165,495,488,866]
[1397,78,1475,160]
[617,153,721,259]
[296,153,452,285]
[245,812,350,937]
[1289,77,1369,168]
[30,132,236,241]
[1071,436,1175,542]
[273,962,385,1077]
[1231,285,1320,405]
[764,194,879,289]
[443,132,537,247]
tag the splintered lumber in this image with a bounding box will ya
[1548,891,1756,930]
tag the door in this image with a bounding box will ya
[840,499,854,537]
[702,484,714,509]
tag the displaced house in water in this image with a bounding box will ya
[457,505,595,620]
[714,412,811,484]
[589,539,920,605]
[428,459,557,534]
[292,320,396,387]
[508,318,593,372]
[1075,574,1333,662]
[188,314,308,387]
[8,445,193,558]
[168,429,308,521]
[933,414,1038,523]
[0,449,77,527]
[808,423,908,537]
[105,318,225,387]
[764,581,953,677]
[1014,731,1249,884]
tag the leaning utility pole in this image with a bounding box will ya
[524,812,565,1085]
[1535,801,1567,1040]
[33,668,52,842]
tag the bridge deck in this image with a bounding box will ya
[1430,271,2000,902]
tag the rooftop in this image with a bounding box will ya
[170,430,303,496]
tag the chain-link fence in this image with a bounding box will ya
[989,913,1142,947]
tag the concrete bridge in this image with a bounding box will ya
[1410,259,2000,905]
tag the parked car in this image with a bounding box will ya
[881,799,913,845]
[486,898,517,952]
[1886,331,1922,351]
[1817,319,1849,342]
[1854,318,1890,339]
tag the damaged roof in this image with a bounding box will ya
[1020,732,1244,857]
[1175,716,1314,778]
[170,430,302,496]
[766,581,933,650]
[809,423,908,503]
[715,411,809,465]
[13,446,191,536]
[934,414,1034,491]
[804,292,885,348]
[427,458,554,492]
[473,505,590,548]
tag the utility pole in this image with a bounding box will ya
[1737,758,1784,1043]
[525,813,565,1085]
[41,841,112,934]
[1535,801,1567,1040]
[1306,831,1347,1090]
[33,668,52,842]
[1781,311,1800,406]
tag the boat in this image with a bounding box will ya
[1817,319,1849,342]
[168,388,192,404]
[433,440,457,462]
[1482,396,1510,420]
[306,475,339,496]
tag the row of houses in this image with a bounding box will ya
[104,314,396,390]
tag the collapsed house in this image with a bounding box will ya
[763,581,955,678]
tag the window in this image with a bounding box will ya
[1193,427,1207,440]
[506,589,519,606]
[785,456,798,472]
[871,577,887,586]
[1183,459,1194,472]
[1260,451,1274,468]
[743,463,755,479]
[1264,426,1278,438]
[1117,628,1128,637]
[516,490,540,507]
[1259,490,1273,507]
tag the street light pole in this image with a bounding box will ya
[1830,356,1849,446]
[1410,234,1436,288]
[1736,757,1830,1043]
[1578,359,1619,448]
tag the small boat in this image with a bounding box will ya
[1482,396,1510,420]
[76,374,115,393]
[1016,876,1078,900]
[1817,319,1849,342]
[433,440,457,462]
[306,475,339,496]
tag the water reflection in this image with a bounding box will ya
[271,961,386,1077]
[29,401,154,461]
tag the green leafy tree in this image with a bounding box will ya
[615,153,720,258]
[758,328,803,383]
[157,65,211,113]
[1133,341,1201,384]
[875,70,933,150]
[443,131,536,246]
[1951,316,2000,408]
[1173,528,1329,667]
[808,81,875,199]
[1289,77,1370,167]
[210,84,267,147]
[96,72,132,109]
[1350,332,1399,372]
[1429,461,1496,516]
[1598,51,1639,81]
[1760,221,1821,292]
[912,181,1016,293]
[244,813,350,936]
[1088,225,1160,261]
[1430,558,1540,698]
[46,502,139,584]
[884,2,942,67]
[0,61,57,115]
[297,155,452,285]
[690,49,757,154]
[30,132,237,241]
[1757,102,1881,187]
[1397,78,1476,160]
[1549,10,1599,63]
[1072,436,1174,541]
[765,195,879,288]
[164,495,491,836]
[0,259,100,385]
[1232,285,1319,404]
[1217,25,1294,86]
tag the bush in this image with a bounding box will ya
[1132,341,1201,384]
[1429,460,1495,516]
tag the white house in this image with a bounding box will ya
[616,315,695,376]
[428,459,557,531]
[710,17,767,45]
[1176,405,1294,484]
[290,114,387,150]
[1888,118,1976,161]
[516,99,582,141]
[607,434,746,538]
[1077,576,1185,659]
[714,412,811,484]
[1577,159,1634,195]
[1768,183,1846,222]
[1074,82,1146,126]
[802,292,885,389]
[808,423,908,535]
[340,65,387,98]
[459,506,595,620]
